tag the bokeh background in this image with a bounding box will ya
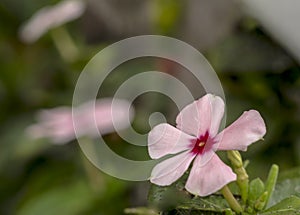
[0,0,300,214]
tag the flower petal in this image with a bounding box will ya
[19,0,86,43]
[75,98,134,137]
[26,107,75,144]
[148,123,194,159]
[176,94,225,137]
[26,98,134,144]
[185,154,236,196]
[216,110,266,151]
[150,151,196,186]
[209,96,225,137]
[196,142,216,167]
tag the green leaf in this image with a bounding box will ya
[278,167,300,181]
[16,180,95,215]
[269,177,300,208]
[148,171,189,209]
[255,191,268,211]
[264,164,279,208]
[268,167,300,208]
[148,172,234,214]
[0,115,51,169]
[248,178,265,208]
[148,180,189,211]
[124,207,159,215]
[259,196,300,215]
[176,195,231,213]
[148,183,236,214]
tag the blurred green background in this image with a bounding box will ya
[0,0,300,214]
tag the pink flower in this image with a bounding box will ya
[148,94,266,196]
[26,98,134,144]
[19,0,86,43]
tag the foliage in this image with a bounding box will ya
[145,166,300,214]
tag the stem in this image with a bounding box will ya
[79,137,104,192]
[227,150,249,203]
[221,185,243,214]
[51,26,79,62]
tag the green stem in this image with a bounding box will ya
[227,150,249,203]
[221,185,243,214]
[50,26,79,62]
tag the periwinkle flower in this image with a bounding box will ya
[148,94,266,196]
[27,98,133,144]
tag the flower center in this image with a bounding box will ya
[191,131,209,155]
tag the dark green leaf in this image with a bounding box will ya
[176,195,231,213]
[148,172,235,214]
[278,167,300,181]
[17,180,95,215]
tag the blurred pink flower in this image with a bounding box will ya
[27,98,134,144]
[19,0,86,43]
[148,94,266,196]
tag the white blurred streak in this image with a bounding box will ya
[182,0,240,50]
[19,0,86,43]
[242,0,300,62]
[26,98,134,144]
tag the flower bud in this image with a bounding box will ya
[227,150,243,168]
[227,150,249,203]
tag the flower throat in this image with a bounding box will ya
[191,131,209,155]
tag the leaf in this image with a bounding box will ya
[148,175,189,211]
[0,115,51,169]
[269,178,300,208]
[148,172,234,214]
[148,184,188,211]
[16,180,95,215]
[248,178,265,208]
[268,167,300,208]
[264,164,279,209]
[278,167,300,181]
[124,207,159,215]
[176,195,231,213]
[259,196,300,215]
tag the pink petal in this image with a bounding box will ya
[75,98,133,137]
[26,107,75,144]
[185,154,236,196]
[176,94,225,137]
[27,98,133,144]
[148,123,194,159]
[209,96,225,137]
[196,143,216,167]
[150,151,196,186]
[37,107,71,121]
[216,110,266,151]
[20,0,86,43]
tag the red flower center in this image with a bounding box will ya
[191,131,209,155]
